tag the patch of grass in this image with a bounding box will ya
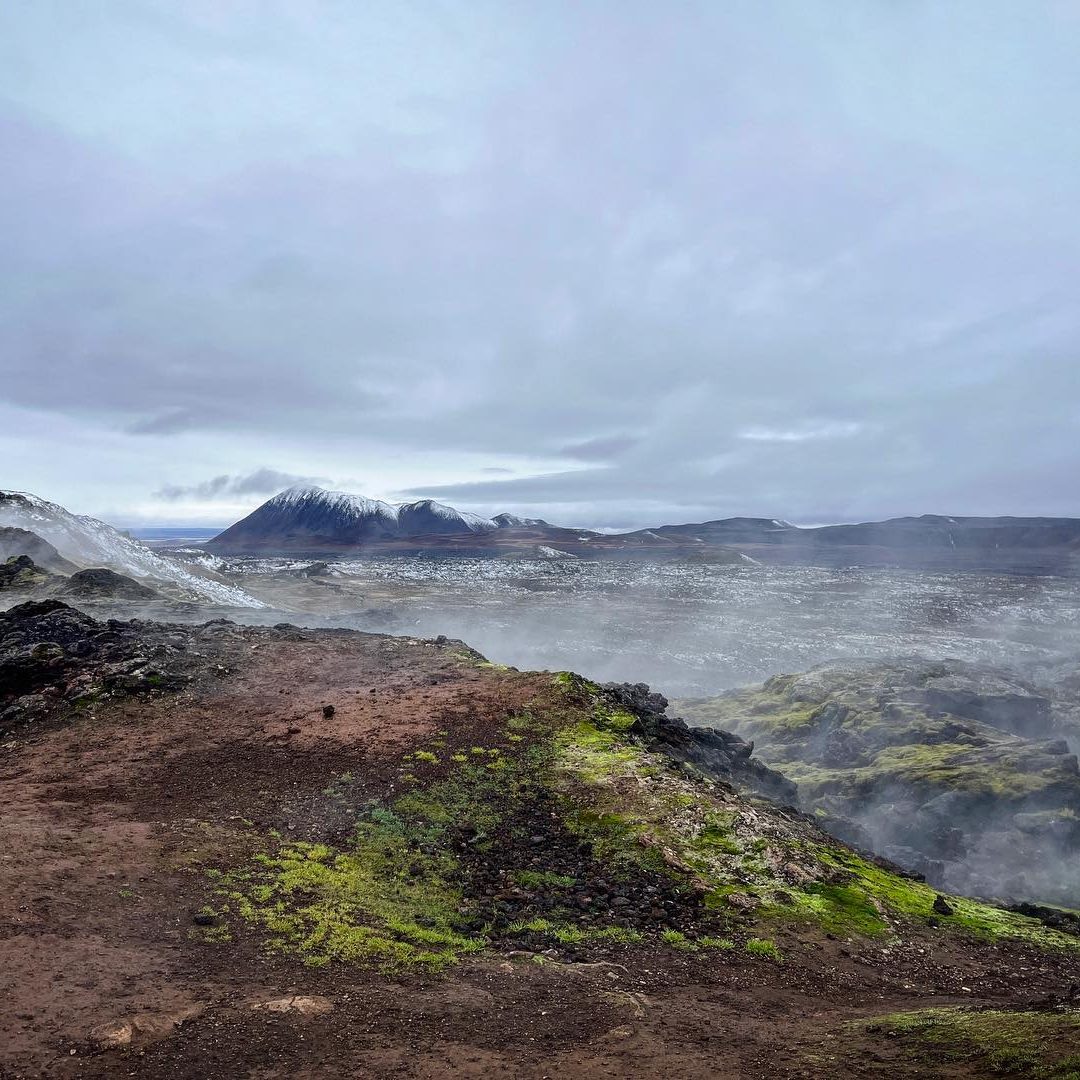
[859,1007,1080,1078]
[189,923,233,944]
[660,929,697,950]
[699,935,735,950]
[744,937,782,961]
[512,869,576,889]
[507,917,644,946]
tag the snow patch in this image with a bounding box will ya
[0,491,264,607]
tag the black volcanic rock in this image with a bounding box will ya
[55,568,159,601]
[601,681,798,805]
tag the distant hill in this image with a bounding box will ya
[206,486,748,563]
[0,526,78,574]
[639,514,1080,572]
[206,489,1080,571]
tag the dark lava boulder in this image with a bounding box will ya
[54,568,159,601]
[675,657,1080,907]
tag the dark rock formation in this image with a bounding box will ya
[601,682,797,804]
[0,600,189,735]
[0,555,59,590]
[54,568,159,601]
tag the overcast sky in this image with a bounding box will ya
[3,1,1080,529]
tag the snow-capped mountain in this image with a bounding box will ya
[207,486,514,551]
[0,491,264,607]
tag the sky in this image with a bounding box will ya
[3,1,1080,530]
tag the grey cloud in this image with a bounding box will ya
[559,435,641,461]
[156,468,327,502]
[2,4,1080,525]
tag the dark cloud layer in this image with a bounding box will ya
[2,3,1079,525]
[156,468,329,502]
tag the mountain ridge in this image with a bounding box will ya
[205,486,1080,570]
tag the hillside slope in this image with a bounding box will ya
[0,491,263,607]
[1,603,1078,1077]
[676,658,1080,906]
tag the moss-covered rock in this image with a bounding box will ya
[676,657,1080,906]
[0,554,57,590]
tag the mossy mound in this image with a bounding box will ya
[203,672,1078,974]
[850,1007,1080,1078]
[0,554,57,590]
[677,657,1080,907]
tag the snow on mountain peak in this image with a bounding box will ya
[258,488,498,534]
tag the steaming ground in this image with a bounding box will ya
[171,554,1080,696]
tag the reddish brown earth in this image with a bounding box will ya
[2,613,1079,1078]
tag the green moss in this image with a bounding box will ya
[189,923,233,944]
[773,882,890,938]
[223,822,483,972]
[812,847,1078,948]
[507,917,644,946]
[411,750,440,765]
[858,1007,1080,1078]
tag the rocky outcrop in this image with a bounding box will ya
[54,567,159,601]
[0,555,60,590]
[676,657,1080,906]
[0,600,190,734]
[601,682,797,804]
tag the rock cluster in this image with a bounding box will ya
[0,600,189,734]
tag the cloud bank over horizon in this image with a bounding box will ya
[2,1,1079,528]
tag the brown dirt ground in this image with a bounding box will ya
[2,623,1079,1079]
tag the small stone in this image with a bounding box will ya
[251,995,333,1017]
[932,894,954,916]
